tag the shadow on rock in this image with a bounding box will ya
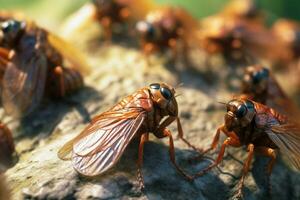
[252,156,300,200]
[164,59,220,96]
[77,139,228,200]
[16,86,102,140]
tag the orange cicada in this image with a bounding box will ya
[62,0,155,40]
[0,14,86,117]
[271,19,300,67]
[240,65,299,116]
[193,97,300,198]
[198,14,273,62]
[0,122,14,173]
[135,6,198,59]
[58,83,196,189]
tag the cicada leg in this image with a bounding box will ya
[176,117,202,153]
[164,128,193,181]
[189,124,228,162]
[100,17,112,42]
[142,42,156,66]
[168,38,178,61]
[137,133,149,190]
[193,136,241,178]
[255,146,277,196]
[51,66,84,98]
[153,116,193,181]
[234,143,254,199]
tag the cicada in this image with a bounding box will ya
[193,97,300,198]
[198,14,272,62]
[58,83,196,189]
[240,65,299,117]
[0,122,14,172]
[0,14,87,117]
[271,19,300,66]
[136,6,198,59]
[62,0,155,40]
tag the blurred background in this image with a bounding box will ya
[1,0,300,29]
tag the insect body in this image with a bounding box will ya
[198,14,272,63]
[92,0,132,39]
[62,0,155,40]
[193,98,300,198]
[240,65,300,117]
[136,7,198,59]
[0,16,85,117]
[271,19,300,66]
[0,123,14,172]
[58,83,196,189]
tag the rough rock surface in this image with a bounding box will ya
[2,30,300,200]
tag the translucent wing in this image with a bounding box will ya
[1,34,47,118]
[58,108,145,176]
[267,123,300,170]
[47,32,90,75]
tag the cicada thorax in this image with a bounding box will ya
[225,99,279,147]
[142,9,184,49]
[106,87,168,133]
[199,15,247,57]
[27,29,84,98]
[235,101,286,148]
[93,0,129,24]
[111,88,152,111]
[46,66,84,98]
[0,123,15,172]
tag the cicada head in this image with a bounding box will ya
[0,19,25,47]
[136,20,158,41]
[225,99,255,131]
[148,82,178,116]
[242,65,269,94]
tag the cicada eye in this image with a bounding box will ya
[150,83,160,90]
[146,23,155,38]
[252,72,261,84]
[235,104,247,118]
[261,68,269,78]
[160,87,172,100]
[2,20,22,34]
[252,68,269,84]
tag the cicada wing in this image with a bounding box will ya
[1,45,48,118]
[267,123,300,170]
[58,108,145,176]
[47,32,90,75]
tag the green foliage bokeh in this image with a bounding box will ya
[0,0,300,27]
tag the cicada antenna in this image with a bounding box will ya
[175,93,182,98]
[175,82,184,90]
[217,101,227,105]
